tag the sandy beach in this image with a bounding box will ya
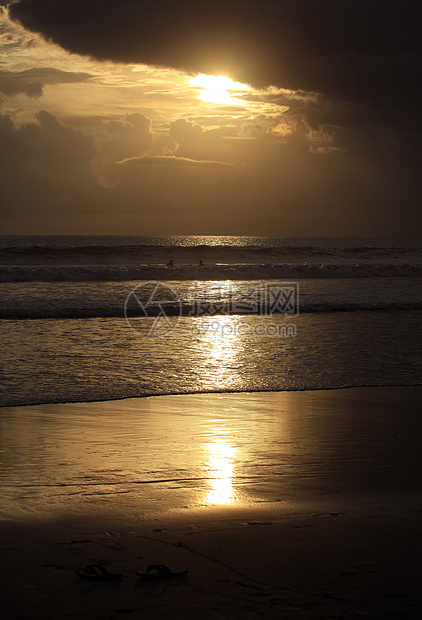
[1,387,422,619]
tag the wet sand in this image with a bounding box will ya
[1,387,422,618]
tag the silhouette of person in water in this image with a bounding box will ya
[199,260,204,266]
[166,259,174,266]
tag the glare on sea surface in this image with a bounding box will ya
[191,313,247,392]
[190,73,251,105]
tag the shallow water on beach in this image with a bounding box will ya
[1,310,421,407]
[1,235,422,407]
[1,388,421,523]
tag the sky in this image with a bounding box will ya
[0,0,421,236]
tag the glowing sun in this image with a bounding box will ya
[190,74,251,105]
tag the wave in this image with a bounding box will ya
[1,300,421,320]
[1,242,420,266]
[1,262,422,283]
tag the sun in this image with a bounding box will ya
[190,74,251,105]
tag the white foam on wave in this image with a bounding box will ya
[1,262,422,283]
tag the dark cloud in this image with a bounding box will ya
[0,110,101,217]
[7,1,421,132]
[0,70,43,97]
[7,1,420,82]
[0,68,92,97]
[300,51,422,128]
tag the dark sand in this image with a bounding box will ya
[1,387,421,618]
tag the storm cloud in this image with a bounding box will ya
[6,2,420,81]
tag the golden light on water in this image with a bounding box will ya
[192,313,246,392]
[205,433,237,504]
[190,306,242,505]
[190,74,251,105]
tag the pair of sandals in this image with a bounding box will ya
[76,564,188,582]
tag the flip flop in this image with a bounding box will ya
[76,564,122,581]
[136,564,188,580]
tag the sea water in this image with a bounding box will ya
[1,235,421,406]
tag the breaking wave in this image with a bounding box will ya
[1,262,421,283]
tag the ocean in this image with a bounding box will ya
[1,235,421,407]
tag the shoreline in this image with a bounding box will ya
[1,386,422,618]
[2,381,422,409]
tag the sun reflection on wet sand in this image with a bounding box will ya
[2,388,420,524]
[205,431,237,505]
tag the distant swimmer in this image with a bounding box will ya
[199,260,204,266]
[166,259,174,267]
